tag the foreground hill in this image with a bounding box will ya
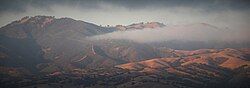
[117,48,250,70]
[115,48,250,88]
[1,48,249,88]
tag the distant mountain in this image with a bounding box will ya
[0,16,116,72]
[0,16,166,74]
[115,22,166,30]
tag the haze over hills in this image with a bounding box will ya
[90,20,250,49]
[0,16,250,88]
[115,22,166,30]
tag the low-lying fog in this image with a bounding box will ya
[88,23,250,43]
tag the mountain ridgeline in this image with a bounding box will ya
[0,16,249,88]
[0,16,165,73]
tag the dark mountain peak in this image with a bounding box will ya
[1,15,55,30]
[0,16,57,38]
[0,16,116,38]
[17,16,55,25]
[14,16,103,29]
[115,22,166,30]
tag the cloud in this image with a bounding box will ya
[1,0,250,13]
[88,24,250,43]
[0,0,249,31]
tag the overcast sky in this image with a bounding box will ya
[0,0,250,30]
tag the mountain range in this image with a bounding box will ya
[0,16,249,88]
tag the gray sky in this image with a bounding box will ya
[0,0,250,30]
